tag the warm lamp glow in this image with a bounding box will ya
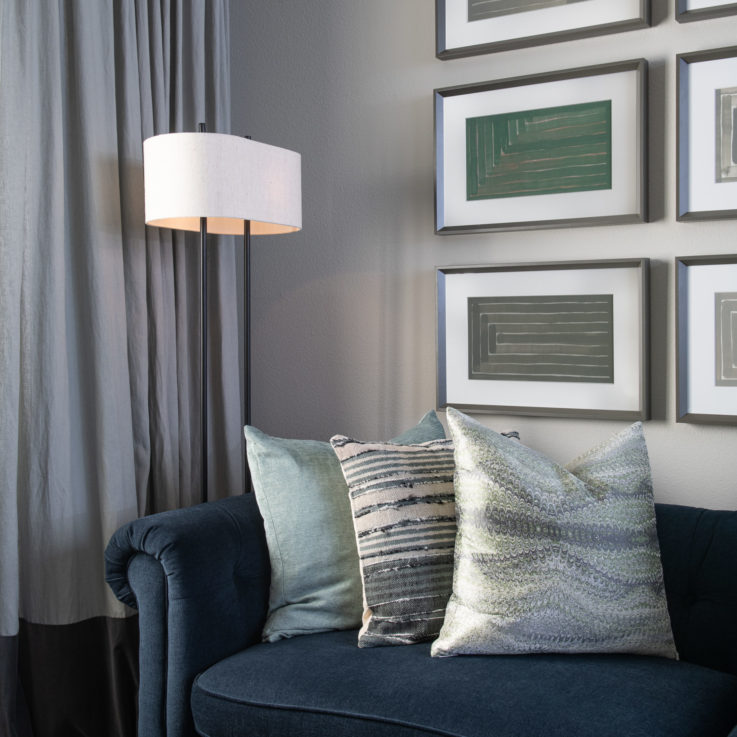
[143,132,302,235]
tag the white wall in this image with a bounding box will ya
[230,0,737,510]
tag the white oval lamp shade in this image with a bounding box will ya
[143,132,301,235]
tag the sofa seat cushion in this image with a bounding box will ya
[192,630,737,737]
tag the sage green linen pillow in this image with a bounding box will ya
[432,408,677,659]
[245,410,445,642]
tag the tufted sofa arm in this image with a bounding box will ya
[656,503,737,677]
[105,494,269,737]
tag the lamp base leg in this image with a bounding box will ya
[201,214,208,503]
[244,220,252,493]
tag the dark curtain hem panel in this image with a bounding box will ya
[16,617,139,737]
[0,636,33,737]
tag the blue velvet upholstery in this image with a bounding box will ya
[655,504,737,676]
[192,629,737,737]
[105,495,269,737]
[105,496,737,737]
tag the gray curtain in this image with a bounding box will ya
[0,1,242,735]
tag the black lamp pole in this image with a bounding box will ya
[199,122,208,503]
[198,124,252,498]
[243,218,252,492]
[243,133,253,492]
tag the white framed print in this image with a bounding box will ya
[437,259,650,420]
[677,47,737,220]
[434,60,648,235]
[436,0,650,59]
[676,255,737,424]
[677,0,737,22]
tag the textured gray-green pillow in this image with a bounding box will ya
[330,436,456,647]
[245,410,445,642]
[432,408,677,659]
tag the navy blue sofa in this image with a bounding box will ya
[105,493,737,737]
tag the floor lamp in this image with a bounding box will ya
[143,126,302,500]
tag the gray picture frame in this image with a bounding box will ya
[677,47,737,221]
[435,59,648,235]
[436,0,650,59]
[437,259,650,420]
[676,254,737,424]
[676,0,737,22]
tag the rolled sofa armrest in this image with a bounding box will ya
[105,494,270,737]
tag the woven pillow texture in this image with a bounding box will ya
[245,410,446,642]
[330,435,456,647]
[432,408,677,659]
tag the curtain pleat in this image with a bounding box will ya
[0,1,240,735]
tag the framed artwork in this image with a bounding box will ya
[676,0,737,22]
[436,259,650,420]
[677,47,737,220]
[435,59,647,235]
[436,0,650,59]
[676,255,737,424]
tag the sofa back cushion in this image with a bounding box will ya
[656,503,737,677]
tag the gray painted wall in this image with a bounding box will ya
[230,0,736,510]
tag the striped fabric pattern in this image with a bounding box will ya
[330,436,456,647]
[432,408,678,659]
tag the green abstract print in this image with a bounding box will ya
[466,100,612,201]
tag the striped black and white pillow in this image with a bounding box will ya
[330,436,456,647]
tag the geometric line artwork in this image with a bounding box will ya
[468,294,614,383]
[715,87,737,183]
[715,292,737,386]
[466,100,612,201]
[468,0,589,22]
